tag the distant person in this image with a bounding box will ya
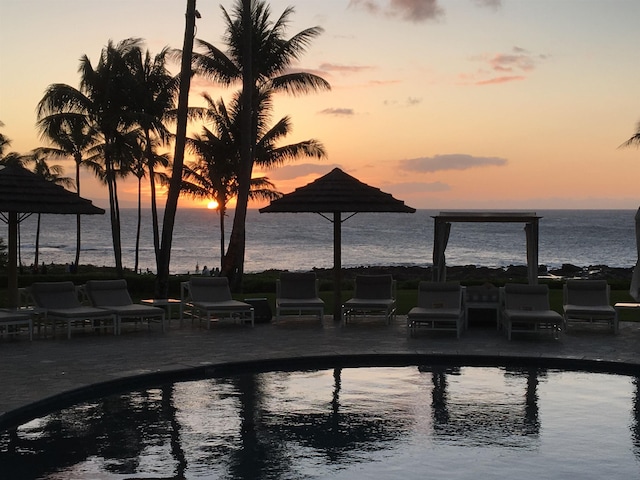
[195,263,200,274]
[214,267,220,276]
[202,265,210,276]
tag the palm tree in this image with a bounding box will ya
[126,46,179,267]
[130,137,170,273]
[192,0,330,289]
[181,95,279,268]
[0,120,11,158]
[620,121,640,149]
[155,0,197,298]
[37,38,145,277]
[23,149,74,269]
[36,114,99,270]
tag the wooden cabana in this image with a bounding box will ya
[432,211,541,285]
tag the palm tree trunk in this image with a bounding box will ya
[74,155,82,270]
[219,202,226,270]
[34,213,41,270]
[135,175,142,274]
[155,0,197,298]
[221,0,253,292]
[17,220,22,270]
[149,165,161,266]
[112,174,123,274]
[145,133,161,267]
[106,157,124,277]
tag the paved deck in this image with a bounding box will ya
[2,315,640,430]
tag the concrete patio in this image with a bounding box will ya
[1,314,640,430]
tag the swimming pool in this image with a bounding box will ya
[1,365,639,479]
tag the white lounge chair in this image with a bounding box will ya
[29,281,116,339]
[0,309,33,341]
[180,277,254,328]
[407,281,465,338]
[500,283,563,340]
[563,279,617,333]
[84,279,166,334]
[275,272,324,322]
[342,274,396,325]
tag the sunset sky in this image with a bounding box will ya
[1,0,639,210]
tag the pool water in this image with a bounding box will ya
[1,366,639,479]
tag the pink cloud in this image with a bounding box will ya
[318,63,375,74]
[475,75,526,85]
[462,47,548,86]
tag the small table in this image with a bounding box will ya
[463,286,500,329]
[614,303,640,332]
[141,299,182,328]
[244,298,272,323]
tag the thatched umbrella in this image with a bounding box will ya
[259,168,415,321]
[0,164,105,308]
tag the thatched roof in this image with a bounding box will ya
[0,163,104,215]
[259,168,416,214]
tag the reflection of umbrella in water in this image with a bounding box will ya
[265,368,407,460]
[630,207,640,301]
[260,168,416,321]
[0,164,104,308]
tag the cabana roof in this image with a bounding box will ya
[0,164,104,215]
[259,167,416,214]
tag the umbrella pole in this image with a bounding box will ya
[333,212,342,322]
[8,212,18,309]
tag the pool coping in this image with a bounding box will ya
[2,351,639,432]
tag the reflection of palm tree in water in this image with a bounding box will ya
[524,368,540,435]
[632,377,640,459]
[331,367,342,427]
[432,369,450,425]
[161,385,187,477]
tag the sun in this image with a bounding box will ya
[207,200,219,210]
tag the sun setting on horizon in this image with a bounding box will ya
[1,0,639,210]
[207,201,219,210]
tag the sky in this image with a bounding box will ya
[1,0,639,210]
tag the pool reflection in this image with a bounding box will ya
[1,366,638,479]
[426,366,541,448]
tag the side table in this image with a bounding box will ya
[614,302,640,333]
[141,299,182,329]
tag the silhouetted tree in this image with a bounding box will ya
[192,0,330,289]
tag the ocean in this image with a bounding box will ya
[3,209,639,275]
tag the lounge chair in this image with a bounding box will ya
[0,309,33,341]
[29,281,116,339]
[275,272,324,322]
[180,277,254,328]
[407,281,465,338]
[500,283,563,340]
[563,279,617,333]
[84,279,166,334]
[342,274,396,325]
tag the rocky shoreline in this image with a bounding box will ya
[308,264,634,285]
